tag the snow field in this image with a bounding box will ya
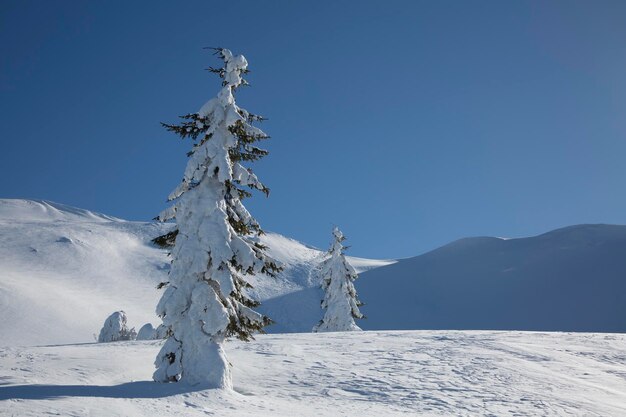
[1,331,625,416]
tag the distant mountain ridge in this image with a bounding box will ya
[1,199,625,347]
[358,223,626,332]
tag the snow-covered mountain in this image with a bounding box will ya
[0,199,391,346]
[358,224,626,333]
[2,199,626,347]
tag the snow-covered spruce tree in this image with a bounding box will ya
[153,48,280,387]
[313,227,364,332]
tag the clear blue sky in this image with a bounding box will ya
[1,1,625,259]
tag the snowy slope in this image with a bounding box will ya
[249,233,391,333]
[1,331,625,416]
[358,224,626,333]
[0,200,171,346]
[2,199,626,347]
[0,199,391,346]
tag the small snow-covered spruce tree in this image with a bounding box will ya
[313,227,364,332]
[153,48,280,388]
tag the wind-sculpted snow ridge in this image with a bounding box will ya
[0,331,625,416]
[0,199,122,223]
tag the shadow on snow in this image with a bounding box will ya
[0,381,210,400]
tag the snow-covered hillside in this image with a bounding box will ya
[358,224,626,333]
[0,200,171,346]
[2,199,626,347]
[1,331,625,416]
[2,199,626,415]
[0,199,390,346]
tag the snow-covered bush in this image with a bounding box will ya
[97,311,137,342]
[136,323,157,340]
[313,228,364,332]
[153,48,280,387]
[136,323,168,340]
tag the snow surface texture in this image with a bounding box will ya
[313,227,363,332]
[98,311,137,343]
[1,331,625,416]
